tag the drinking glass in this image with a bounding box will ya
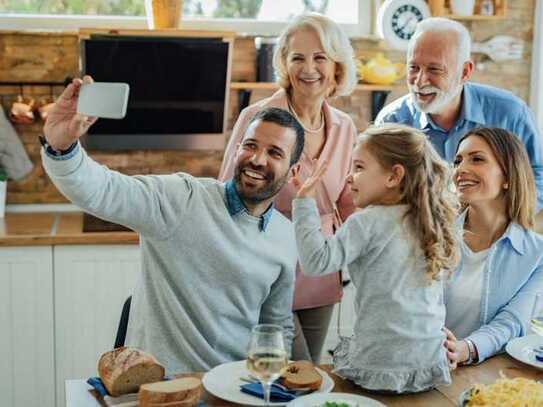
[246,324,288,405]
[530,293,543,336]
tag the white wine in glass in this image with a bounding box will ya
[247,348,288,382]
[246,324,288,404]
[530,293,543,336]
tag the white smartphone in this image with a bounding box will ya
[77,82,130,119]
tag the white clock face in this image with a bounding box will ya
[377,0,431,50]
[392,5,425,40]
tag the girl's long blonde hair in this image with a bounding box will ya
[359,124,460,280]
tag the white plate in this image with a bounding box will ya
[286,392,386,407]
[457,388,473,407]
[505,334,543,370]
[202,360,334,406]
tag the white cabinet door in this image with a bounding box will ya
[0,246,55,407]
[54,245,140,407]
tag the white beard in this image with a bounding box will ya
[409,81,463,114]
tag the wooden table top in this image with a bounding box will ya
[0,212,138,246]
[66,354,543,407]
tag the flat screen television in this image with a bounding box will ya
[80,34,232,150]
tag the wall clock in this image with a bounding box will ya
[377,0,431,50]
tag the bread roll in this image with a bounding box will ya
[138,377,202,405]
[97,347,165,396]
[280,361,322,391]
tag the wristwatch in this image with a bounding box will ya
[39,135,77,157]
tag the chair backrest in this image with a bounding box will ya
[114,296,132,349]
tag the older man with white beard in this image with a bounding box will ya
[376,17,543,225]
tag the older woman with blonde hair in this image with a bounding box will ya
[445,128,543,366]
[219,12,358,362]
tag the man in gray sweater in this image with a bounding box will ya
[41,77,303,374]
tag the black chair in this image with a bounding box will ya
[114,296,132,349]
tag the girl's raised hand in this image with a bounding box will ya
[291,159,329,199]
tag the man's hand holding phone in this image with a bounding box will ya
[43,76,129,152]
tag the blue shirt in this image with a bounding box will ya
[224,179,273,232]
[376,82,543,208]
[445,212,543,362]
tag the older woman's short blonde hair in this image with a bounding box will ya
[272,12,357,97]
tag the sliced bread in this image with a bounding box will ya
[141,391,200,407]
[97,347,165,397]
[280,361,322,391]
[138,377,202,405]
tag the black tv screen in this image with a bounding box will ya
[81,35,230,150]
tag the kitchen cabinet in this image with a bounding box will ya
[0,246,55,407]
[0,244,139,407]
[1,239,355,406]
[54,245,140,407]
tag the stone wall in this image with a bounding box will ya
[3,0,535,203]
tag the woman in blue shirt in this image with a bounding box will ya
[445,127,543,366]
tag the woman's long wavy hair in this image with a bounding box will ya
[359,124,460,280]
[456,128,536,230]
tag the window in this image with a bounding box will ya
[0,0,372,37]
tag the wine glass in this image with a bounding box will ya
[246,324,288,405]
[531,293,543,336]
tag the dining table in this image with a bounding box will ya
[66,353,542,407]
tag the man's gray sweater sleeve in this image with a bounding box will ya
[41,143,191,239]
[259,264,295,354]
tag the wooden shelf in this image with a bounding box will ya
[230,82,405,92]
[445,14,505,20]
[427,0,507,20]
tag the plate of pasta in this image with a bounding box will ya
[458,377,543,406]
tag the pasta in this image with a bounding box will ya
[465,377,543,406]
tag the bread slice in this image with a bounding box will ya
[138,377,202,405]
[280,361,322,391]
[97,347,165,397]
[142,391,200,407]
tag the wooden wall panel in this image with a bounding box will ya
[0,32,78,82]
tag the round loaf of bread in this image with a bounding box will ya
[280,361,322,391]
[138,377,202,405]
[97,347,165,397]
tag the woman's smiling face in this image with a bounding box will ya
[454,135,507,205]
[286,28,337,100]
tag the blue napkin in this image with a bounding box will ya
[240,382,296,402]
[87,377,109,397]
[87,376,173,397]
[534,346,543,362]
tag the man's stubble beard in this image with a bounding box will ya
[234,165,290,204]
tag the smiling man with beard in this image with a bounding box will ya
[233,108,302,209]
[376,17,543,230]
[41,78,305,375]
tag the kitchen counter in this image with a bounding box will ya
[0,212,138,246]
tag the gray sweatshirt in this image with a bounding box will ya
[293,198,450,393]
[42,143,297,374]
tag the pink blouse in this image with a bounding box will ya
[219,89,357,310]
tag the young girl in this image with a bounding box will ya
[291,123,459,393]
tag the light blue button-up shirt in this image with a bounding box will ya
[224,179,274,232]
[445,212,543,362]
[376,82,543,208]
